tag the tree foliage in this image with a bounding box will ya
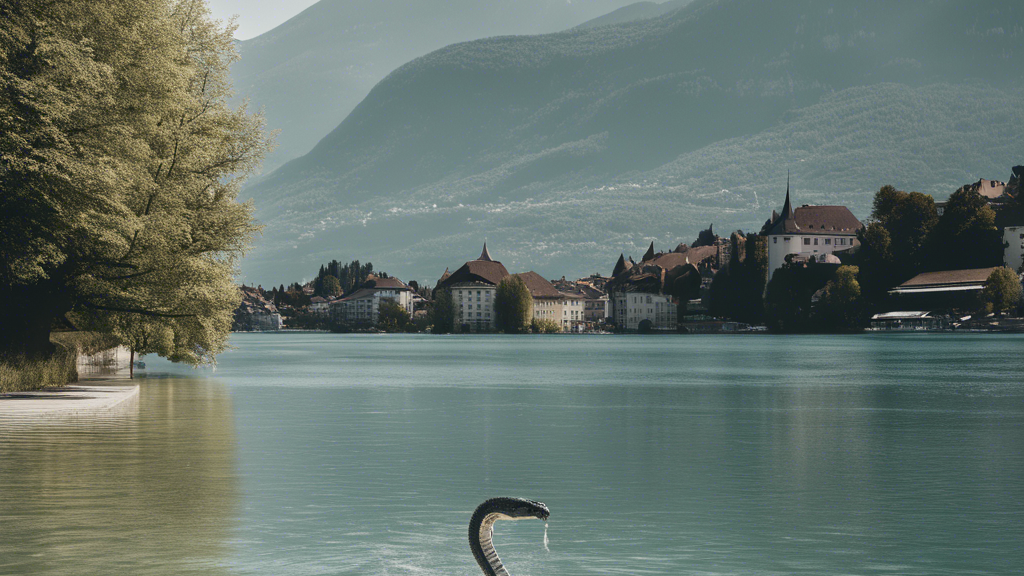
[494,276,533,334]
[980,267,1023,315]
[314,259,374,297]
[927,187,1002,271]
[816,265,867,332]
[429,289,455,334]
[0,0,271,362]
[708,232,766,323]
[377,300,410,332]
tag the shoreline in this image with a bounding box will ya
[0,347,139,420]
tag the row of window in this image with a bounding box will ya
[774,236,852,246]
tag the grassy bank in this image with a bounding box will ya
[0,333,120,393]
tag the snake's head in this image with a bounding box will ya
[510,498,550,521]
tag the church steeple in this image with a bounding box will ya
[781,171,795,220]
[478,242,493,262]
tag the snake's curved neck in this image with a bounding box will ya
[469,509,511,576]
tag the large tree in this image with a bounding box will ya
[980,267,1023,315]
[816,265,867,332]
[494,276,533,334]
[927,188,1002,272]
[0,0,270,361]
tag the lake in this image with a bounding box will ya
[2,333,1022,575]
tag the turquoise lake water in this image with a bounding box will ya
[1,333,1022,575]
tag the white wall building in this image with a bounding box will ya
[612,292,677,332]
[763,186,863,279]
[439,244,509,332]
[330,275,414,325]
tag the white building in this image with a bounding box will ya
[763,184,863,279]
[329,275,415,325]
[516,272,586,332]
[438,244,509,332]
[310,296,331,315]
[1004,226,1024,272]
[612,291,677,332]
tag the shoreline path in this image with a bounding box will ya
[0,347,139,420]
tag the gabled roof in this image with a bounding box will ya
[441,259,509,288]
[897,267,997,288]
[363,275,411,290]
[767,204,862,236]
[514,272,563,298]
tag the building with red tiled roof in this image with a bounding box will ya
[761,178,863,279]
[888,267,999,312]
[329,274,414,325]
[515,272,586,332]
[606,242,706,332]
[437,243,510,332]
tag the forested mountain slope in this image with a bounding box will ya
[242,0,1024,285]
[231,0,646,172]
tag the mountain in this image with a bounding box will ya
[576,0,692,30]
[242,0,1024,286]
[231,0,650,173]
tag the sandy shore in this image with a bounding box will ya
[0,347,139,420]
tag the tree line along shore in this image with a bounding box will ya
[237,166,1024,337]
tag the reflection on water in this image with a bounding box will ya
[2,333,1023,576]
[0,379,237,576]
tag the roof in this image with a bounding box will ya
[667,245,718,265]
[890,267,997,295]
[514,272,563,298]
[363,275,411,290]
[479,242,494,262]
[898,267,997,288]
[440,259,509,288]
[871,311,933,320]
[768,204,863,236]
[764,180,863,236]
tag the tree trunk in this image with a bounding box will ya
[130,349,135,379]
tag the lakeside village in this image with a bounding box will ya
[235,166,1024,335]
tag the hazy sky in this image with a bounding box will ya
[207,0,319,40]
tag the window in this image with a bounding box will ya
[803,238,811,245]
[773,237,777,244]
[814,238,818,246]
[784,237,791,242]
[824,238,831,245]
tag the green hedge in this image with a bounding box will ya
[1,332,119,393]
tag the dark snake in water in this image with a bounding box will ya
[469,497,550,576]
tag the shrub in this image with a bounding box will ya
[531,318,562,333]
[1,332,119,393]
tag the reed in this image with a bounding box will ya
[1,332,119,393]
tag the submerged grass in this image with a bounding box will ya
[0,332,120,393]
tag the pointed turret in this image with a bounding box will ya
[612,253,628,277]
[642,242,656,262]
[780,171,795,221]
[478,242,493,262]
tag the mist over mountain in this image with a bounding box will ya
[231,0,655,173]
[242,0,1024,286]
[575,0,692,30]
